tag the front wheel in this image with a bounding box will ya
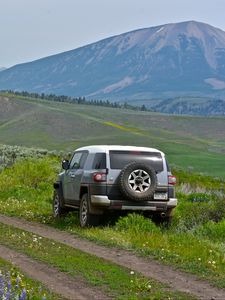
[79,194,99,227]
[52,190,67,218]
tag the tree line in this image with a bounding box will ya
[1,90,148,112]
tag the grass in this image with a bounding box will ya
[0,223,194,300]
[0,156,224,290]
[0,257,63,299]
[0,92,225,177]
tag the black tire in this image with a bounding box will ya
[79,194,99,228]
[52,190,67,218]
[119,162,157,201]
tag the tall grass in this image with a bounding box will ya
[0,156,60,222]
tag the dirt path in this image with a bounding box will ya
[0,214,225,300]
[0,244,110,300]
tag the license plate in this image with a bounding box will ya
[154,193,168,200]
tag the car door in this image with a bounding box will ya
[63,151,88,205]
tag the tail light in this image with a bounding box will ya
[93,172,107,182]
[168,175,176,185]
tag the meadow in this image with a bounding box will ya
[0,153,224,291]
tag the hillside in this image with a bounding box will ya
[0,21,225,107]
[0,93,225,177]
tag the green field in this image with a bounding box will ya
[0,92,225,177]
[0,156,224,291]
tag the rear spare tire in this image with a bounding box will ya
[119,162,157,201]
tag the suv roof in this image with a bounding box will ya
[75,145,165,156]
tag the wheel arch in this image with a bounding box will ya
[79,185,89,200]
[80,185,103,215]
[53,181,65,205]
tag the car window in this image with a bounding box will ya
[109,150,163,172]
[70,151,88,169]
[70,152,82,169]
[92,153,106,169]
[79,152,88,169]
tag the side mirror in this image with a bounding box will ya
[62,159,70,170]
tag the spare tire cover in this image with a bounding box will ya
[119,162,157,201]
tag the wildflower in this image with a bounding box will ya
[130,271,135,275]
[198,258,201,261]
[20,288,27,300]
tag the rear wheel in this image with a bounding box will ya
[79,194,99,227]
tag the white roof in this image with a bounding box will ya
[75,145,164,156]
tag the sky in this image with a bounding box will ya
[1,0,225,68]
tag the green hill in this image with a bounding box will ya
[0,92,225,177]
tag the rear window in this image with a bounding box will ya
[92,153,106,169]
[109,150,163,172]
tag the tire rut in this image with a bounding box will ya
[0,244,110,300]
[0,214,225,300]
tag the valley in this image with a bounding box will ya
[0,92,225,177]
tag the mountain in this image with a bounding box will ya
[0,21,225,103]
[0,67,6,72]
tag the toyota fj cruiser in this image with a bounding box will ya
[53,145,177,227]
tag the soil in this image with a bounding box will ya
[0,214,225,300]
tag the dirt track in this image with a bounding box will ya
[0,244,110,300]
[0,214,225,300]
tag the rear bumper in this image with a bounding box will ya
[91,195,177,211]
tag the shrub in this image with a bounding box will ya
[0,157,59,192]
[0,144,59,172]
[195,220,225,243]
[173,169,225,191]
[0,156,60,222]
[115,213,161,234]
[187,193,211,203]
[173,192,225,231]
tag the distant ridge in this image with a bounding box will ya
[0,20,225,104]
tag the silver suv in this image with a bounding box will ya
[53,145,177,227]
